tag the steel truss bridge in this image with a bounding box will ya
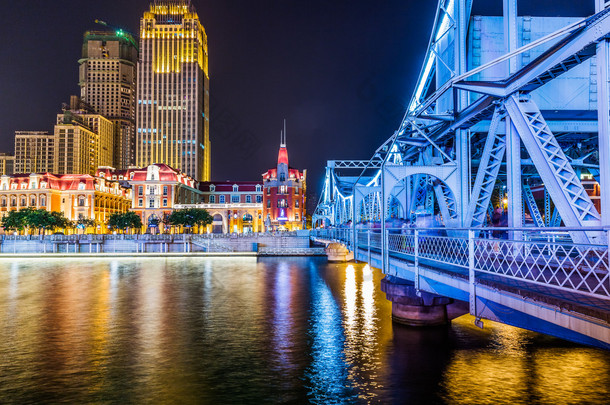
[312,0,610,348]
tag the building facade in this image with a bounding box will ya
[97,163,200,231]
[191,181,264,233]
[54,97,114,175]
[136,0,211,181]
[79,30,138,170]
[14,131,54,174]
[262,136,306,231]
[0,173,132,232]
[0,153,14,176]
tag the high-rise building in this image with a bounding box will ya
[136,0,211,181]
[79,30,138,170]
[54,97,114,175]
[0,153,14,176]
[14,131,54,174]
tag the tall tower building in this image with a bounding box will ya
[136,0,211,181]
[79,30,138,170]
[14,131,55,174]
[54,97,114,175]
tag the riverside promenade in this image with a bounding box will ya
[0,231,326,257]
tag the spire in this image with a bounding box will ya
[277,120,289,166]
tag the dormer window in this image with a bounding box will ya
[255,184,262,192]
[233,184,239,192]
[78,182,86,190]
[30,182,37,189]
[210,184,216,192]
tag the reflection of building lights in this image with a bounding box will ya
[503,198,508,205]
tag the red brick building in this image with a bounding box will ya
[261,136,306,231]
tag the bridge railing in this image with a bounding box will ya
[311,227,610,300]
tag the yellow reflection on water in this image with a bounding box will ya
[362,265,375,335]
[344,264,357,337]
[442,316,610,405]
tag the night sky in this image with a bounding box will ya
[0,1,593,210]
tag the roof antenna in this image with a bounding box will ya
[283,118,287,147]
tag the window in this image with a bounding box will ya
[279,185,287,194]
[295,213,299,220]
[267,199,271,208]
[256,195,262,203]
[138,186,143,196]
[210,184,216,192]
[255,184,262,192]
[40,196,46,206]
[209,195,215,203]
[21,198,26,206]
[279,173,285,182]
[295,200,300,208]
[231,195,240,203]
[246,195,252,203]
[278,199,287,208]
[294,187,299,195]
[163,199,168,207]
[78,197,86,207]
[1,197,6,207]
[78,182,85,190]
[149,199,154,208]
[266,187,270,195]
[31,197,36,206]
[163,186,168,195]
[233,184,239,192]
[219,195,225,203]
[138,198,143,207]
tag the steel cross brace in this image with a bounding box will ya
[465,107,506,227]
[504,94,600,242]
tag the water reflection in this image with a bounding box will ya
[0,257,608,404]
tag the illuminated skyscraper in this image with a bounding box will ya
[136,0,211,181]
[79,30,138,170]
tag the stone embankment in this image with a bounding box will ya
[0,231,324,257]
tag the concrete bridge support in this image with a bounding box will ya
[381,275,468,327]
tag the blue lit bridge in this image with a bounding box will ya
[312,0,610,349]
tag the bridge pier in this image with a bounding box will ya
[381,276,468,327]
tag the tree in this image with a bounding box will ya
[166,208,212,233]
[1,208,71,235]
[107,211,143,233]
[1,210,28,233]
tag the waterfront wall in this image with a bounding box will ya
[0,232,311,254]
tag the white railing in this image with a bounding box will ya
[311,227,610,300]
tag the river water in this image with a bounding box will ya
[0,257,609,404]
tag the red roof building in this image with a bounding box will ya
[97,163,200,232]
[0,172,132,233]
[261,133,306,230]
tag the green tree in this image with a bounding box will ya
[1,210,29,234]
[1,208,71,235]
[166,208,212,233]
[107,211,143,234]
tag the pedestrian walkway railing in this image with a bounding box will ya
[311,227,610,300]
